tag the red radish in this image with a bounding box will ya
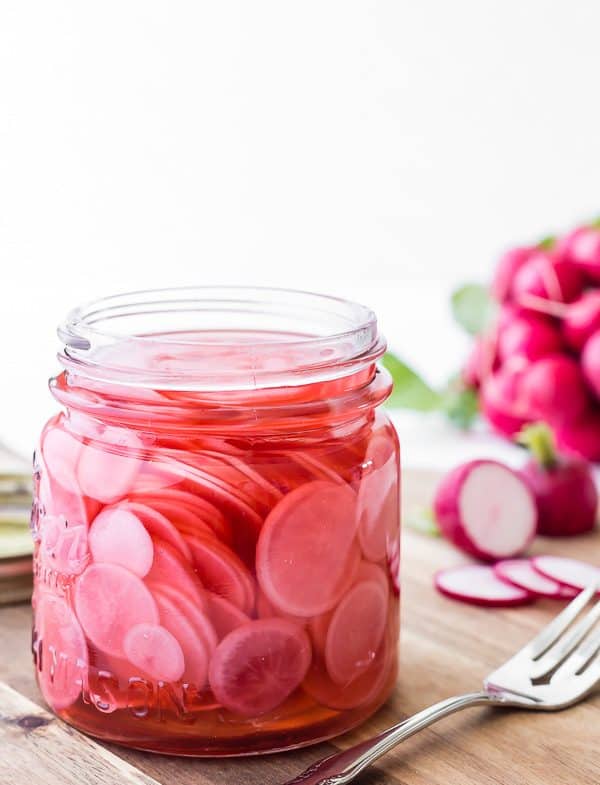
[206,593,250,639]
[494,559,577,598]
[559,225,600,282]
[145,538,206,608]
[123,623,185,682]
[434,460,537,560]
[208,619,312,716]
[512,251,583,305]
[435,565,534,607]
[462,333,498,388]
[520,356,589,426]
[497,302,527,331]
[89,507,154,577]
[532,555,600,592]
[554,410,600,462]
[562,291,600,351]
[518,423,597,536]
[35,593,88,710]
[491,246,536,302]
[479,366,530,437]
[581,330,600,399]
[497,313,562,362]
[256,481,359,617]
[41,428,83,494]
[74,563,159,656]
[77,428,143,503]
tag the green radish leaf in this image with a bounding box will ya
[590,216,600,230]
[405,507,440,537]
[537,234,556,250]
[451,284,496,336]
[382,353,442,411]
[440,379,479,429]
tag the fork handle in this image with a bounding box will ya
[287,691,496,785]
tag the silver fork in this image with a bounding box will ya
[284,582,600,785]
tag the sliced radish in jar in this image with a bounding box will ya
[74,563,159,656]
[35,593,88,710]
[152,589,210,686]
[531,556,600,592]
[357,435,398,562]
[256,481,359,617]
[77,428,143,503]
[123,623,185,682]
[41,428,83,494]
[206,593,250,639]
[434,461,537,561]
[494,559,577,598]
[145,538,206,608]
[256,589,308,627]
[40,516,89,576]
[435,565,534,606]
[89,507,154,578]
[184,534,254,613]
[121,501,192,561]
[208,619,311,717]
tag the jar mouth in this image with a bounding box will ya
[58,286,385,391]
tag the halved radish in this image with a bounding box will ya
[121,501,192,561]
[152,590,210,687]
[74,563,159,656]
[89,507,154,578]
[433,460,537,561]
[434,564,534,607]
[154,582,217,655]
[123,623,185,682]
[531,555,600,592]
[41,428,83,494]
[40,516,89,576]
[256,481,359,616]
[206,592,250,639]
[145,538,206,608]
[494,559,577,598]
[357,435,398,562]
[35,593,88,710]
[184,534,255,613]
[77,428,144,503]
[208,618,312,716]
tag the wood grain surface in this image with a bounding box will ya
[1,468,599,785]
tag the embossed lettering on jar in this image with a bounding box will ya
[31,287,401,756]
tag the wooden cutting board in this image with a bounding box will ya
[1,468,599,785]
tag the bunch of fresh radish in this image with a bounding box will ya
[431,423,600,607]
[465,219,600,459]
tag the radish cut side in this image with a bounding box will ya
[89,507,154,578]
[435,565,534,607]
[152,589,210,686]
[42,429,83,494]
[206,593,250,640]
[494,559,577,598]
[531,556,600,592]
[123,623,185,682]
[121,501,192,561]
[145,538,206,609]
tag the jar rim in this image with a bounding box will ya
[58,286,386,391]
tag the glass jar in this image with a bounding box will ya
[31,287,400,756]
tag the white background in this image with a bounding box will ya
[1,1,600,463]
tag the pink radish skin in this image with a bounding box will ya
[554,411,600,462]
[480,367,531,438]
[491,246,536,302]
[532,556,600,592]
[559,226,600,282]
[562,291,600,351]
[433,460,537,561]
[581,330,600,399]
[494,559,577,598]
[462,333,498,389]
[520,355,589,426]
[435,565,534,607]
[497,313,563,362]
[512,252,583,305]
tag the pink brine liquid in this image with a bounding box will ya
[32,320,400,755]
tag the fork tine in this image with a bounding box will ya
[551,624,600,680]
[531,597,600,678]
[527,582,597,659]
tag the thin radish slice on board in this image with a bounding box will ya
[77,429,144,503]
[435,565,534,607]
[208,619,311,716]
[89,507,154,578]
[532,556,600,592]
[184,534,255,613]
[121,501,192,561]
[206,593,250,639]
[35,593,88,711]
[74,563,159,656]
[40,516,89,576]
[41,428,83,494]
[145,538,206,609]
[434,460,537,561]
[494,559,577,598]
[154,582,217,655]
[256,481,358,617]
[123,623,185,682]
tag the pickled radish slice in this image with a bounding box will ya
[531,556,600,592]
[434,565,534,607]
[77,429,143,503]
[256,589,308,627]
[35,593,88,710]
[184,534,254,613]
[325,580,388,685]
[74,563,159,656]
[354,561,389,597]
[152,590,209,686]
[289,452,345,484]
[357,435,398,562]
[123,623,185,682]
[42,428,83,493]
[208,619,311,716]
[155,582,217,654]
[145,538,206,608]
[40,516,89,575]
[206,593,250,639]
[494,559,577,598]
[122,501,192,561]
[147,500,217,543]
[256,481,358,616]
[89,507,154,577]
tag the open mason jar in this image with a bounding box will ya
[31,287,400,756]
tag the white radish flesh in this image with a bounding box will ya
[494,559,577,598]
[435,565,534,607]
[531,556,600,592]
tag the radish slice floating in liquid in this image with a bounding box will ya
[494,559,577,598]
[41,429,83,494]
[123,623,185,682]
[77,429,143,503]
[435,564,534,607]
[145,538,206,608]
[206,592,250,640]
[121,501,192,561]
[531,556,600,592]
[89,507,154,578]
